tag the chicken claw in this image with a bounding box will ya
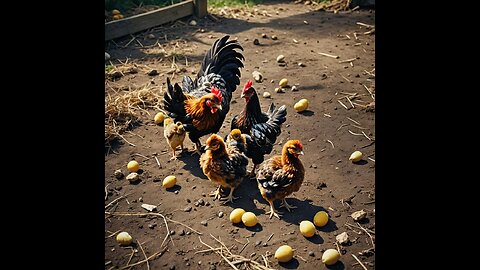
[280,199,297,212]
[209,186,223,200]
[267,202,281,219]
[220,188,239,204]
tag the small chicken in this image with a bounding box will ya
[200,132,248,203]
[256,140,305,219]
[225,129,248,155]
[163,118,186,160]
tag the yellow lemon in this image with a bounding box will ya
[229,208,246,224]
[112,9,121,15]
[279,78,288,87]
[116,232,133,246]
[274,245,294,263]
[241,212,258,227]
[154,112,165,124]
[112,14,122,20]
[314,211,329,227]
[299,220,316,237]
[162,175,176,189]
[349,151,363,162]
[127,160,140,172]
[322,249,340,265]
[294,98,309,112]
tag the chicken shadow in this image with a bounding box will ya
[176,151,208,180]
[226,177,267,215]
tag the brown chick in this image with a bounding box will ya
[256,140,305,219]
[163,118,186,160]
[200,133,248,203]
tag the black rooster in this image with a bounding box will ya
[231,80,287,176]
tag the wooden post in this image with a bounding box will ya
[193,0,207,17]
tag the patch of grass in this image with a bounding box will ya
[105,64,114,73]
[208,0,263,8]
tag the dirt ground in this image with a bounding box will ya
[105,1,375,269]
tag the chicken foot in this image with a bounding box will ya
[267,201,281,219]
[209,186,223,200]
[219,188,239,204]
[280,198,297,212]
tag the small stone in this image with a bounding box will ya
[321,73,328,80]
[170,230,175,235]
[186,199,191,203]
[255,241,262,246]
[270,79,275,83]
[192,185,196,190]
[253,39,260,45]
[209,265,216,270]
[105,52,111,61]
[263,92,271,98]
[114,186,122,191]
[184,206,192,212]
[194,202,199,207]
[276,54,285,62]
[174,190,179,194]
[304,20,309,25]
[147,69,159,76]
[271,35,278,40]
[139,197,143,202]
[186,231,191,235]
[334,212,342,218]
[189,20,197,26]
[251,232,256,236]
[291,85,298,92]
[252,70,263,82]
[198,261,202,265]
[179,229,185,236]
[263,243,268,247]
[336,232,350,245]
[169,265,176,270]
[205,201,210,206]
[351,209,367,221]
[186,263,190,266]
[126,172,140,183]
[198,199,205,206]
[311,164,317,169]
[298,62,305,67]
[274,88,284,93]
[141,204,157,212]
[261,33,267,38]
[147,33,155,39]
[218,212,224,218]
[308,251,315,257]
[200,220,208,226]
[114,169,124,179]
[148,223,157,229]
[250,252,256,257]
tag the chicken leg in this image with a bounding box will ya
[209,186,222,200]
[280,198,297,212]
[248,164,258,178]
[220,188,239,204]
[267,200,281,219]
[192,141,203,156]
[170,147,177,160]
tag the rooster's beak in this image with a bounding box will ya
[204,145,211,151]
[298,151,304,155]
[214,104,222,110]
[240,93,245,98]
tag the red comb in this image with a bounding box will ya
[211,86,222,103]
[243,80,253,93]
[298,142,303,150]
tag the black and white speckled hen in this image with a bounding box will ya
[163,35,244,154]
[231,80,287,176]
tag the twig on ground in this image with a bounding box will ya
[337,123,349,131]
[318,52,339,59]
[339,58,356,63]
[326,140,335,149]
[363,200,375,204]
[266,233,274,243]
[357,222,375,247]
[368,157,375,162]
[117,133,137,147]
[346,96,355,108]
[154,156,162,168]
[105,195,126,210]
[362,131,372,141]
[347,117,361,125]
[348,130,364,136]
[352,254,368,270]
[356,22,374,28]
[119,248,166,270]
[338,100,349,110]
[133,153,150,160]
[137,240,150,270]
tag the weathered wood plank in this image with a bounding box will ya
[105,0,194,41]
[193,0,208,17]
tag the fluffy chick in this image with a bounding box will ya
[256,140,305,219]
[164,118,186,160]
[200,133,248,203]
